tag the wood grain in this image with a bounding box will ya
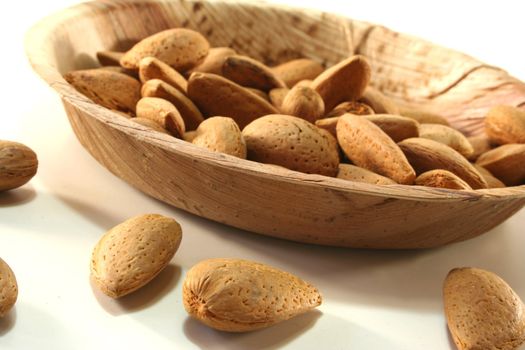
[25,0,525,248]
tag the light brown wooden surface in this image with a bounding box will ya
[25,0,525,248]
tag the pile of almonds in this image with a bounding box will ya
[65,28,525,191]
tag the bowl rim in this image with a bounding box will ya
[24,0,525,202]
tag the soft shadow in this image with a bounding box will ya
[109,39,139,52]
[73,53,99,70]
[445,324,456,350]
[0,308,16,336]
[183,310,322,350]
[54,193,122,230]
[0,186,36,207]
[91,264,181,316]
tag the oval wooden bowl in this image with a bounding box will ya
[25,0,525,249]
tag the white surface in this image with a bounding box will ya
[1,1,524,349]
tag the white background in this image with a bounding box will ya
[1,1,525,349]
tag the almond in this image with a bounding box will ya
[280,85,325,123]
[136,97,185,138]
[467,134,492,161]
[187,72,278,129]
[91,214,182,298]
[325,101,375,118]
[271,58,324,87]
[192,117,247,158]
[222,55,286,91]
[0,258,17,317]
[485,105,525,145]
[295,79,313,88]
[365,114,420,142]
[359,87,400,114]
[444,267,525,350]
[242,114,339,176]
[399,106,450,126]
[336,114,415,184]
[398,138,487,189]
[120,29,209,71]
[138,57,188,93]
[269,87,289,109]
[64,69,141,114]
[0,140,38,192]
[96,50,124,66]
[182,258,322,332]
[315,116,339,138]
[311,55,371,112]
[415,170,472,190]
[131,117,169,134]
[187,47,236,76]
[419,124,474,158]
[183,131,197,142]
[476,144,525,186]
[337,164,396,185]
[141,79,203,130]
[473,164,505,188]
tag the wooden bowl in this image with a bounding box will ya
[25,0,525,249]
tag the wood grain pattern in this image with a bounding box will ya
[25,0,525,248]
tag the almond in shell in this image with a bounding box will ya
[192,117,247,158]
[120,28,209,71]
[64,69,141,114]
[325,101,375,118]
[467,134,492,161]
[415,169,472,190]
[359,87,400,115]
[485,105,525,145]
[336,114,415,184]
[271,58,324,87]
[476,144,525,186]
[365,114,420,142]
[398,138,487,189]
[444,267,525,350]
[91,214,182,298]
[419,123,474,158]
[96,51,124,66]
[131,117,169,134]
[136,97,185,138]
[337,164,396,185]
[138,57,188,93]
[473,164,505,188]
[0,140,38,192]
[280,85,325,123]
[311,55,371,112]
[315,116,339,138]
[398,105,450,126]
[182,258,322,332]
[222,55,286,91]
[187,72,278,129]
[141,79,203,130]
[187,47,236,76]
[269,87,290,110]
[242,114,339,176]
[0,258,17,317]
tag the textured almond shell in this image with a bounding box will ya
[187,72,278,129]
[64,69,141,114]
[467,134,492,161]
[415,170,472,190]
[132,117,169,134]
[337,164,396,185]
[182,258,322,332]
[269,87,290,109]
[485,105,525,145]
[141,79,203,131]
[419,123,474,158]
[90,214,182,298]
[325,101,375,118]
[398,105,450,126]
[365,114,420,142]
[0,140,38,192]
[359,87,400,115]
[192,117,247,159]
[222,55,286,91]
[315,116,339,138]
[120,28,209,71]
[187,47,236,76]
[280,85,325,123]
[311,55,371,112]
[138,57,188,93]
[473,164,505,189]
[336,114,415,184]
[398,138,488,189]
[271,58,324,87]
[444,267,525,350]
[242,114,340,176]
[476,144,525,186]
[136,97,185,138]
[0,258,18,317]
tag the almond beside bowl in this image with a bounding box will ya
[25,0,525,249]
